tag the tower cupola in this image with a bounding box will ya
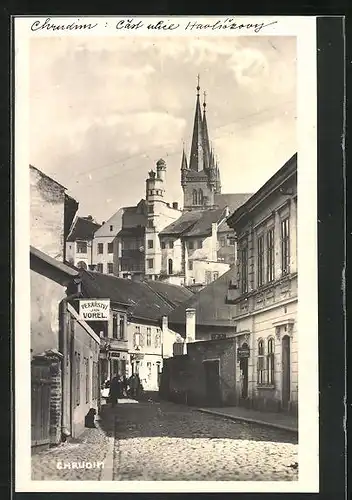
[156,158,166,182]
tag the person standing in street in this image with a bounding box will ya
[109,374,121,408]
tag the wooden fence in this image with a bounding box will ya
[31,363,51,447]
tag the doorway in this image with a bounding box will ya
[239,343,249,399]
[203,360,221,407]
[282,335,291,410]
[168,258,173,275]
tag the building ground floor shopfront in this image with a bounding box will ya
[234,299,298,416]
[99,350,129,384]
[130,352,163,392]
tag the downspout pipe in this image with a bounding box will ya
[59,279,82,439]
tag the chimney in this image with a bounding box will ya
[161,315,168,332]
[172,202,179,210]
[185,308,196,344]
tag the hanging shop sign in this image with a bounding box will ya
[237,346,250,359]
[79,299,110,321]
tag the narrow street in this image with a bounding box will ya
[32,399,298,482]
[102,400,298,481]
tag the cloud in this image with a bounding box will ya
[29,35,296,221]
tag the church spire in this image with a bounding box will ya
[181,144,188,170]
[180,143,188,187]
[189,75,204,172]
[202,91,211,170]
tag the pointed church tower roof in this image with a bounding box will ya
[181,145,188,170]
[189,75,204,172]
[215,158,222,194]
[202,91,211,171]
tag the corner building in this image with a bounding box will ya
[227,154,298,415]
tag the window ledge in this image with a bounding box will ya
[257,384,276,390]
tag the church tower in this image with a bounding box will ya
[181,77,222,211]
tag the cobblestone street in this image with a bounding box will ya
[109,400,298,481]
[31,400,298,481]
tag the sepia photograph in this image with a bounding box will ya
[15,16,319,493]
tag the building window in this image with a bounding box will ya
[161,241,166,249]
[197,240,202,249]
[220,237,226,247]
[240,245,248,294]
[147,258,154,269]
[168,258,173,275]
[148,240,153,249]
[148,220,154,229]
[119,315,125,340]
[146,327,151,346]
[112,313,118,338]
[188,240,194,250]
[257,235,265,287]
[110,225,113,231]
[228,237,236,245]
[257,340,265,385]
[96,263,103,273]
[85,358,89,404]
[198,189,204,205]
[188,260,193,271]
[205,270,212,285]
[97,243,104,254]
[108,242,114,253]
[148,205,154,214]
[155,331,161,348]
[213,271,219,281]
[266,228,275,282]
[267,338,275,385]
[192,189,198,205]
[107,263,114,274]
[169,240,174,249]
[134,327,140,347]
[76,241,87,253]
[281,218,290,275]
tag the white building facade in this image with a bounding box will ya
[227,154,298,415]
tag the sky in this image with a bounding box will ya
[29,35,296,223]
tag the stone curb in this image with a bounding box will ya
[196,408,298,434]
[95,421,115,481]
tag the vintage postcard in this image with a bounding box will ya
[15,15,318,493]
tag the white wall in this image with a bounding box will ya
[92,236,115,274]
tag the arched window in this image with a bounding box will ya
[257,339,265,384]
[168,258,173,275]
[198,189,203,205]
[267,338,275,385]
[192,189,198,205]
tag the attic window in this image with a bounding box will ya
[110,225,113,231]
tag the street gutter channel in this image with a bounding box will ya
[196,408,298,435]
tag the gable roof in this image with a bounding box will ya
[159,211,201,237]
[30,246,79,286]
[144,280,194,308]
[183,207,226,237]
[167,267,239,332]
[67,217,101,242]
[79,270,192,322]
[215,193,253,233]
[215,193,253,212]
[30,164,66,190]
